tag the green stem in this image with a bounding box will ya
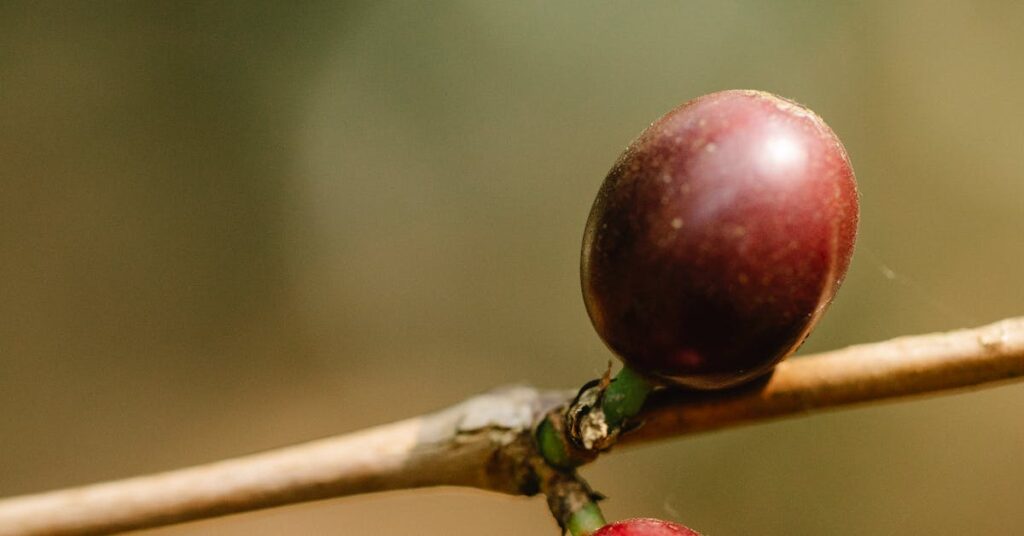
[565,502,607,536]
[601,365,654,429]
[536,417,574,469]
[536,365,655,468]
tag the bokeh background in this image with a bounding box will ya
[3,2,1023,534]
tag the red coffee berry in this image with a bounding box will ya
[592,517,702,536]
[582,90,858,389]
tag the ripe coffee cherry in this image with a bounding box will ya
[582,90,858,389]
[592,518,702,536]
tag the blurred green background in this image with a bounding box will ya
[3,2,1023,534]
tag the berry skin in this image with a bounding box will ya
[582,90,858,389]
[592,517,702,536]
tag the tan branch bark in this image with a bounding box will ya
[1,317,1023,535]
[0,387,567,536]
[622,317,1024,444]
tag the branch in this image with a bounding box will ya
[0,387,568,536]
[2,317,1023,535]
[621,316,1024,444]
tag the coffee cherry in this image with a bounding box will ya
[582,90,858,389]
[592,517,702,536]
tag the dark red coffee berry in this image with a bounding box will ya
[582,90,858,389]
[592,517,702,536]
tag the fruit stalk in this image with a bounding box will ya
[536,366,655,468]
[565,503,607,536]
[529,454,607,536]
